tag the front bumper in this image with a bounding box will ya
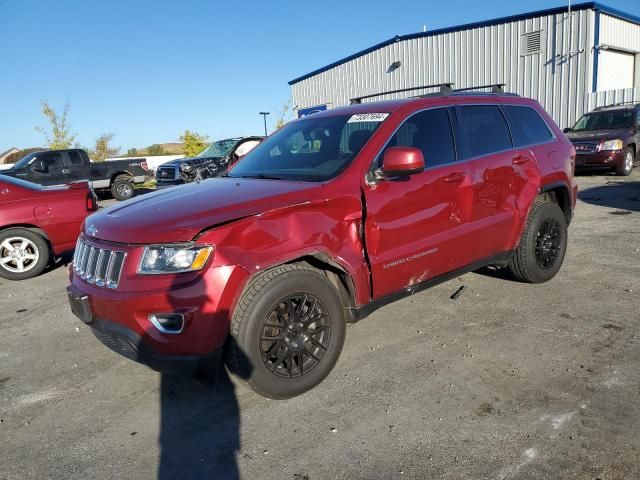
[574,150,625,168]
[67,285,224,375]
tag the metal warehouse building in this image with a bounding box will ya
[289,2,640,128]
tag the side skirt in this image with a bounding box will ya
[351,250,513,321]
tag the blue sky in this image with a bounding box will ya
[1,0,638,151]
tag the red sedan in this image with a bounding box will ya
[0,175,97,280]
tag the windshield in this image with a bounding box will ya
[196,139,239,158]
[229,113,386,182]
[13,152,41,169]
[572,110,634,131]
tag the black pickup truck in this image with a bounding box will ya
[1,149,149,200]
[156,136,263,188]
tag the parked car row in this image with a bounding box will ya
[4,91,638,399]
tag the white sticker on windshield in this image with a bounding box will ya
[347,113,389,123]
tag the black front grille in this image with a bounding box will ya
[572,141,598,154]
[157,166,178,180]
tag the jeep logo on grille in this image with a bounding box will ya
[575,144,589,151]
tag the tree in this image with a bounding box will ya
[275,100,293,130]
[35,101,76,149]
[126,148,138,156]
[179,130,209,157]
[147,144,166,156]
[87,133,120,161]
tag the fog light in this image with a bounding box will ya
[149,314,184,334]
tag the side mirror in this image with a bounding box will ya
[382,147,425,177]
[32,159,47,173]
[563,127,572,134]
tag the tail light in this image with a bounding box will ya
[141,160,149,171]
[86,191,98,211]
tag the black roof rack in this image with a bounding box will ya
[593,101,640,111]
[349,83,454,104]
[454,83,506,93]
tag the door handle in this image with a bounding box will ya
[444,172,466,183]
[61,169,70,174]
[512,155,531,165]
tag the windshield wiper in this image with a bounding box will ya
[232,174,285,180]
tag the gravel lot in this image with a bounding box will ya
[1,172,639,480]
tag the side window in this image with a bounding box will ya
[637,111,640,127]
[504,105,553,147]
[381,108,456,168]
[38,152,64,168]
[455,105,512,158]
[67,151,84,165]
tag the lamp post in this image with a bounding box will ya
[259,111,270,137]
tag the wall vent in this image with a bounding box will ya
[521,31,543,55]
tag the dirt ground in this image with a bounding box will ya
[1,171,639,480]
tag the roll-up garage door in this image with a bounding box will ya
[598,49,635,90]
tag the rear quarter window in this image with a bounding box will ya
[504,105,554,147]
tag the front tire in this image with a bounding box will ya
[615,147,634,176]
[111,175,135,201]
[0,228,50,280]
[509,201,568,283]
[226,264,346,399]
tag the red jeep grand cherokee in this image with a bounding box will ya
[68,87,577,398]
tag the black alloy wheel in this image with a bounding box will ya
[259,294,331,379]
[534,218,562,269]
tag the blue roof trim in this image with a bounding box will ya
[288,2,640,86]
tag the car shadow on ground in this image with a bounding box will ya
[157,273,253,480]
[578,181,640,213]
[158,370,244,480]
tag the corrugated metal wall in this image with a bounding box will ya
[292,9,604,128]
[599,14,640,51]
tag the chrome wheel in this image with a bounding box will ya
[116,183,132,198]
[624,151,633,173]
[0,237,40,273]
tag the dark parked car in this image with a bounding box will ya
[1,149,149,200]
[68,85,576,399]
[155,137,263,188]
[564,102,639,176]
[0,175,97,280]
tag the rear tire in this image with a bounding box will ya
[0,228,50,280]
[226,264,346,399]
[111,175,135,201]
[615,147,634,176]
[509,201,568,283]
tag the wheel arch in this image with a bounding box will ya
[0,223,52,244]
[539,182,573,225]
[251,252,359,322]
[110,171,134,183]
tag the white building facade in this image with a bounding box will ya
[289,2,640,128]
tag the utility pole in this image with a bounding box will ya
[259,112,270,136]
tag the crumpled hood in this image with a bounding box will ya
[566,129,630,142]
[86,177,323,244]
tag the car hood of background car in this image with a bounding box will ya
[85,177,324,244]
[566,129,630,142]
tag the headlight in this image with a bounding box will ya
[180,164,193,171]
[599,139,623,151]
[138,244,213,274]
